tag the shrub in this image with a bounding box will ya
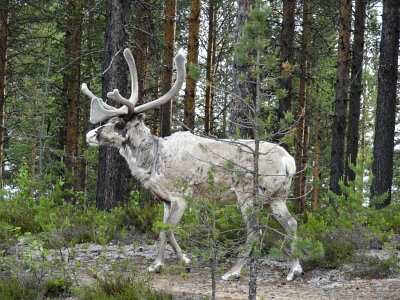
[0,196,42,236]
[299,160,400,274]
[0,274,74,300]
[346,254,395,279]
[0,276,38,300]
[44,276,73,298]
[78,273,172,300]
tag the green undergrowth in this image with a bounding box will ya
[78,272,172,300]
[0,268,171,300]
[0,190,159,249]
[1,160,400,300]
[299,201,400,278]
[298,160,400,278]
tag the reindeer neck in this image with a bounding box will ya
[119,127,160,173]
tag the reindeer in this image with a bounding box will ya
[82,48,303,281]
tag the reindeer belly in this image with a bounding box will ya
[190,182,237,205]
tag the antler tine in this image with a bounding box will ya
[107,89,135,113]
[134,49,186,114]
[123,48,139,106]
[81,83,98,100]
[106,48,139,115]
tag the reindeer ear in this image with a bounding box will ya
[90,98,129,124]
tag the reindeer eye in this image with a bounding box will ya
[115,121,126,130]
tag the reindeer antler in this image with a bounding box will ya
[107,48,139,115]
[82,48,186,124]
[110,48,186,114]
[134,48,186,114]
[81,83,129,124]
[81,83,97,100]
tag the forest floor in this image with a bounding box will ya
[7,234,400,300]
[47,234,400,300]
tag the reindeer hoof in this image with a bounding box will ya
[147,264,163,273]
[220,273,240,281]
[182,255,191,264]
[286,266,303,281]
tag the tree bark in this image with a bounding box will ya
[0,2,9,187]
[345,0,366,184]
[96,0,131,211]
[329,0,352,201]
[79,0,96,196]
[204,0,216,136]
[160,0,176,137]
[62,0,83,203]
[29,139,35,197]
[311,113,321,210]
[249,43,262,300]
[183,0,201,131]
[371,0,400,209]
[294,0,309,214]
[229,0,256,139]
[277,0,295,135]
[133,0,150,105]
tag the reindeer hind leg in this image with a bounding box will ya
[268,199,302,281]
[221,195,256,281]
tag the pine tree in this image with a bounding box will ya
[183,0,201,131]
[232,1,276,297]
[329,0,352,201]
[96,0,131,210]
[0,0,9,186]
[371,0,400,209]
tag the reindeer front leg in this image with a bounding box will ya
[148,199,190,273]
[147,202,170,272]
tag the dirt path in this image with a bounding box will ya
[56,242,400,300]
[148,267,400,299]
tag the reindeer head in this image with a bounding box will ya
[82,48,186,147]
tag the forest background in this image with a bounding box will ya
[1,0,399,210]
[0,0,400,299]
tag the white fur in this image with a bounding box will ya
[87,118,302,281]
[83,47,302,281]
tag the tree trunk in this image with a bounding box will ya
[311,113,321,210]
[0,2,9,187]
[134,0,150,104]
[248,45,262,300]
[204,1,216,136]
[229,0,256,139]
[345,0,366,184]
[79,0,96,196]
[329,0,352,201]
[184,0,201,131]
[294,0,309,214]
[360,89,366,165]
[96,0,131,211]
[277,0,295,138]
[62,0,83,203]
[371,0,400,209]
[160,0,176,137]
[151,75,161,136]
[39,56,51,190]
[29,139,35,197]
